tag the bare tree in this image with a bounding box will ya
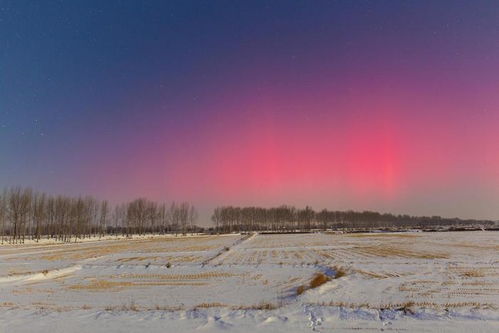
[211,207,222,233]
[188,205,198,234]
[99,200,109,238]
[0,192,6,244]
[32,192,47,242]
[179,202,189,235]
[126,198,148,235]
[7,187,33,243]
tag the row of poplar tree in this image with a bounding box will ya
[0,187,198,244]
[211,205,495,233]
[1,187,494,243]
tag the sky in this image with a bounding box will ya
[1,0,498,223]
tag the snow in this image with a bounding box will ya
[1,231,498,332]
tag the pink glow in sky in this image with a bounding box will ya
[3,1,499,222]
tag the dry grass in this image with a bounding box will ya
[353,245,449,259]
[137,281,208,286]
[310,273,330,288]
[232,302,279,310]
[296,285,307,295]
[345,233,420,238]
[117,255,202,264]
[153,305,184,311]
[68,279,208,291]
[111,271,236,280]
[142,244,219,253]
[41,243,132,261]
[0,302,17,308]
[297,272,331,295]
[193,302,227,309]
[118,300,140,312]
[461,281,495,286]
[310,301,496,311]
[117,256,160,262]
[68,280,134,291]
[354,269,389,279]
[12,287,56,295]
[103,299,154,312]
[7,268,50,277]
[460,269,486,278]
[36,235,228,261]
[396,301,416,314]
[316,250,336,260]
[334,267,347,279]
[101,302,280,312]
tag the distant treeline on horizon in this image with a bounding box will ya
[211,206,496,233]
[0,187,496,244]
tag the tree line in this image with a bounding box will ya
[0,187,198,244]
[1,187,495,243]
[211,205,496,233]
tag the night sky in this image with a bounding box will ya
[1,0,498,222]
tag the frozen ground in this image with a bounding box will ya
[1,231,498,332]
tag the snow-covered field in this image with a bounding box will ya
[1,231,498,332]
